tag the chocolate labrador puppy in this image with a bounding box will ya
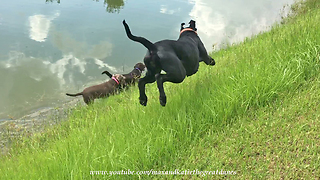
[66,74,126,105]
[101,62,146,90]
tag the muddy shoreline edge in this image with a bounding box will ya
[0,99,83,155]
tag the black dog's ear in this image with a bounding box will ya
[180,23,185,31]
[188,20,196,25]
[101,71,113,78]
[188,20,197,31]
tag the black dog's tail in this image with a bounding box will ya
[66,92,82,97]
[123,20,157,53]
[101,70,113,78]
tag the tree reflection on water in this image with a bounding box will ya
[45,0,125,13]
[103,0,125,13]
[45,0,61,3]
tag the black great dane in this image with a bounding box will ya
[123,20,215,106]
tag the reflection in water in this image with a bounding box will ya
[45,0,125,13]
[189,0,294,49]
[104,0,125,13]
[0,52,60,119]
[1,26,118,119]
[51,30,114,60]
[29,12,60,42]
[94,58,119,72]
[46,0,61,3]
[160,5,181,15]
[0,0,296,119]
[0,50,120,119]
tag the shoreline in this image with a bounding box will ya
[0,98,83,155]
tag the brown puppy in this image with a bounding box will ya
[66,74,126,105]
[101,63,146,89]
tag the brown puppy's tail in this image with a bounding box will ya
[123,20,157,54]
[101,70,113,78]
[66,92,82,97]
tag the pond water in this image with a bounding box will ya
[0,0,295,120]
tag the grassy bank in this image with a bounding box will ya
[170,73,320,179]
[1,0,320,179]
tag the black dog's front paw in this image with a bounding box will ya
[139,96,148,106]
[210,58,216,66]
[159,96,167,107]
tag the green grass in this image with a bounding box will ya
[167,74,320,180]
[1,0,320,179]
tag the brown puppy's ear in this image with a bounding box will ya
[139,63,146,71]
[134,63,141,69]
[135,63,146,71]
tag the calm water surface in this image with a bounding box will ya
[0,0,295,120]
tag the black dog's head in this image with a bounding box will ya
[188,20,197,31]
[180,20,197,33]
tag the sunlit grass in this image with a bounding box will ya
[1,0,320,179]
[169,75,320,179]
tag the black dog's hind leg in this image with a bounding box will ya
[138,71,156,106]
[155,73,185,106]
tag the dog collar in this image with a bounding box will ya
[112,76,120,85]
[131,68,142,79]
[180,28,197,35]
[135,67,142,74]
